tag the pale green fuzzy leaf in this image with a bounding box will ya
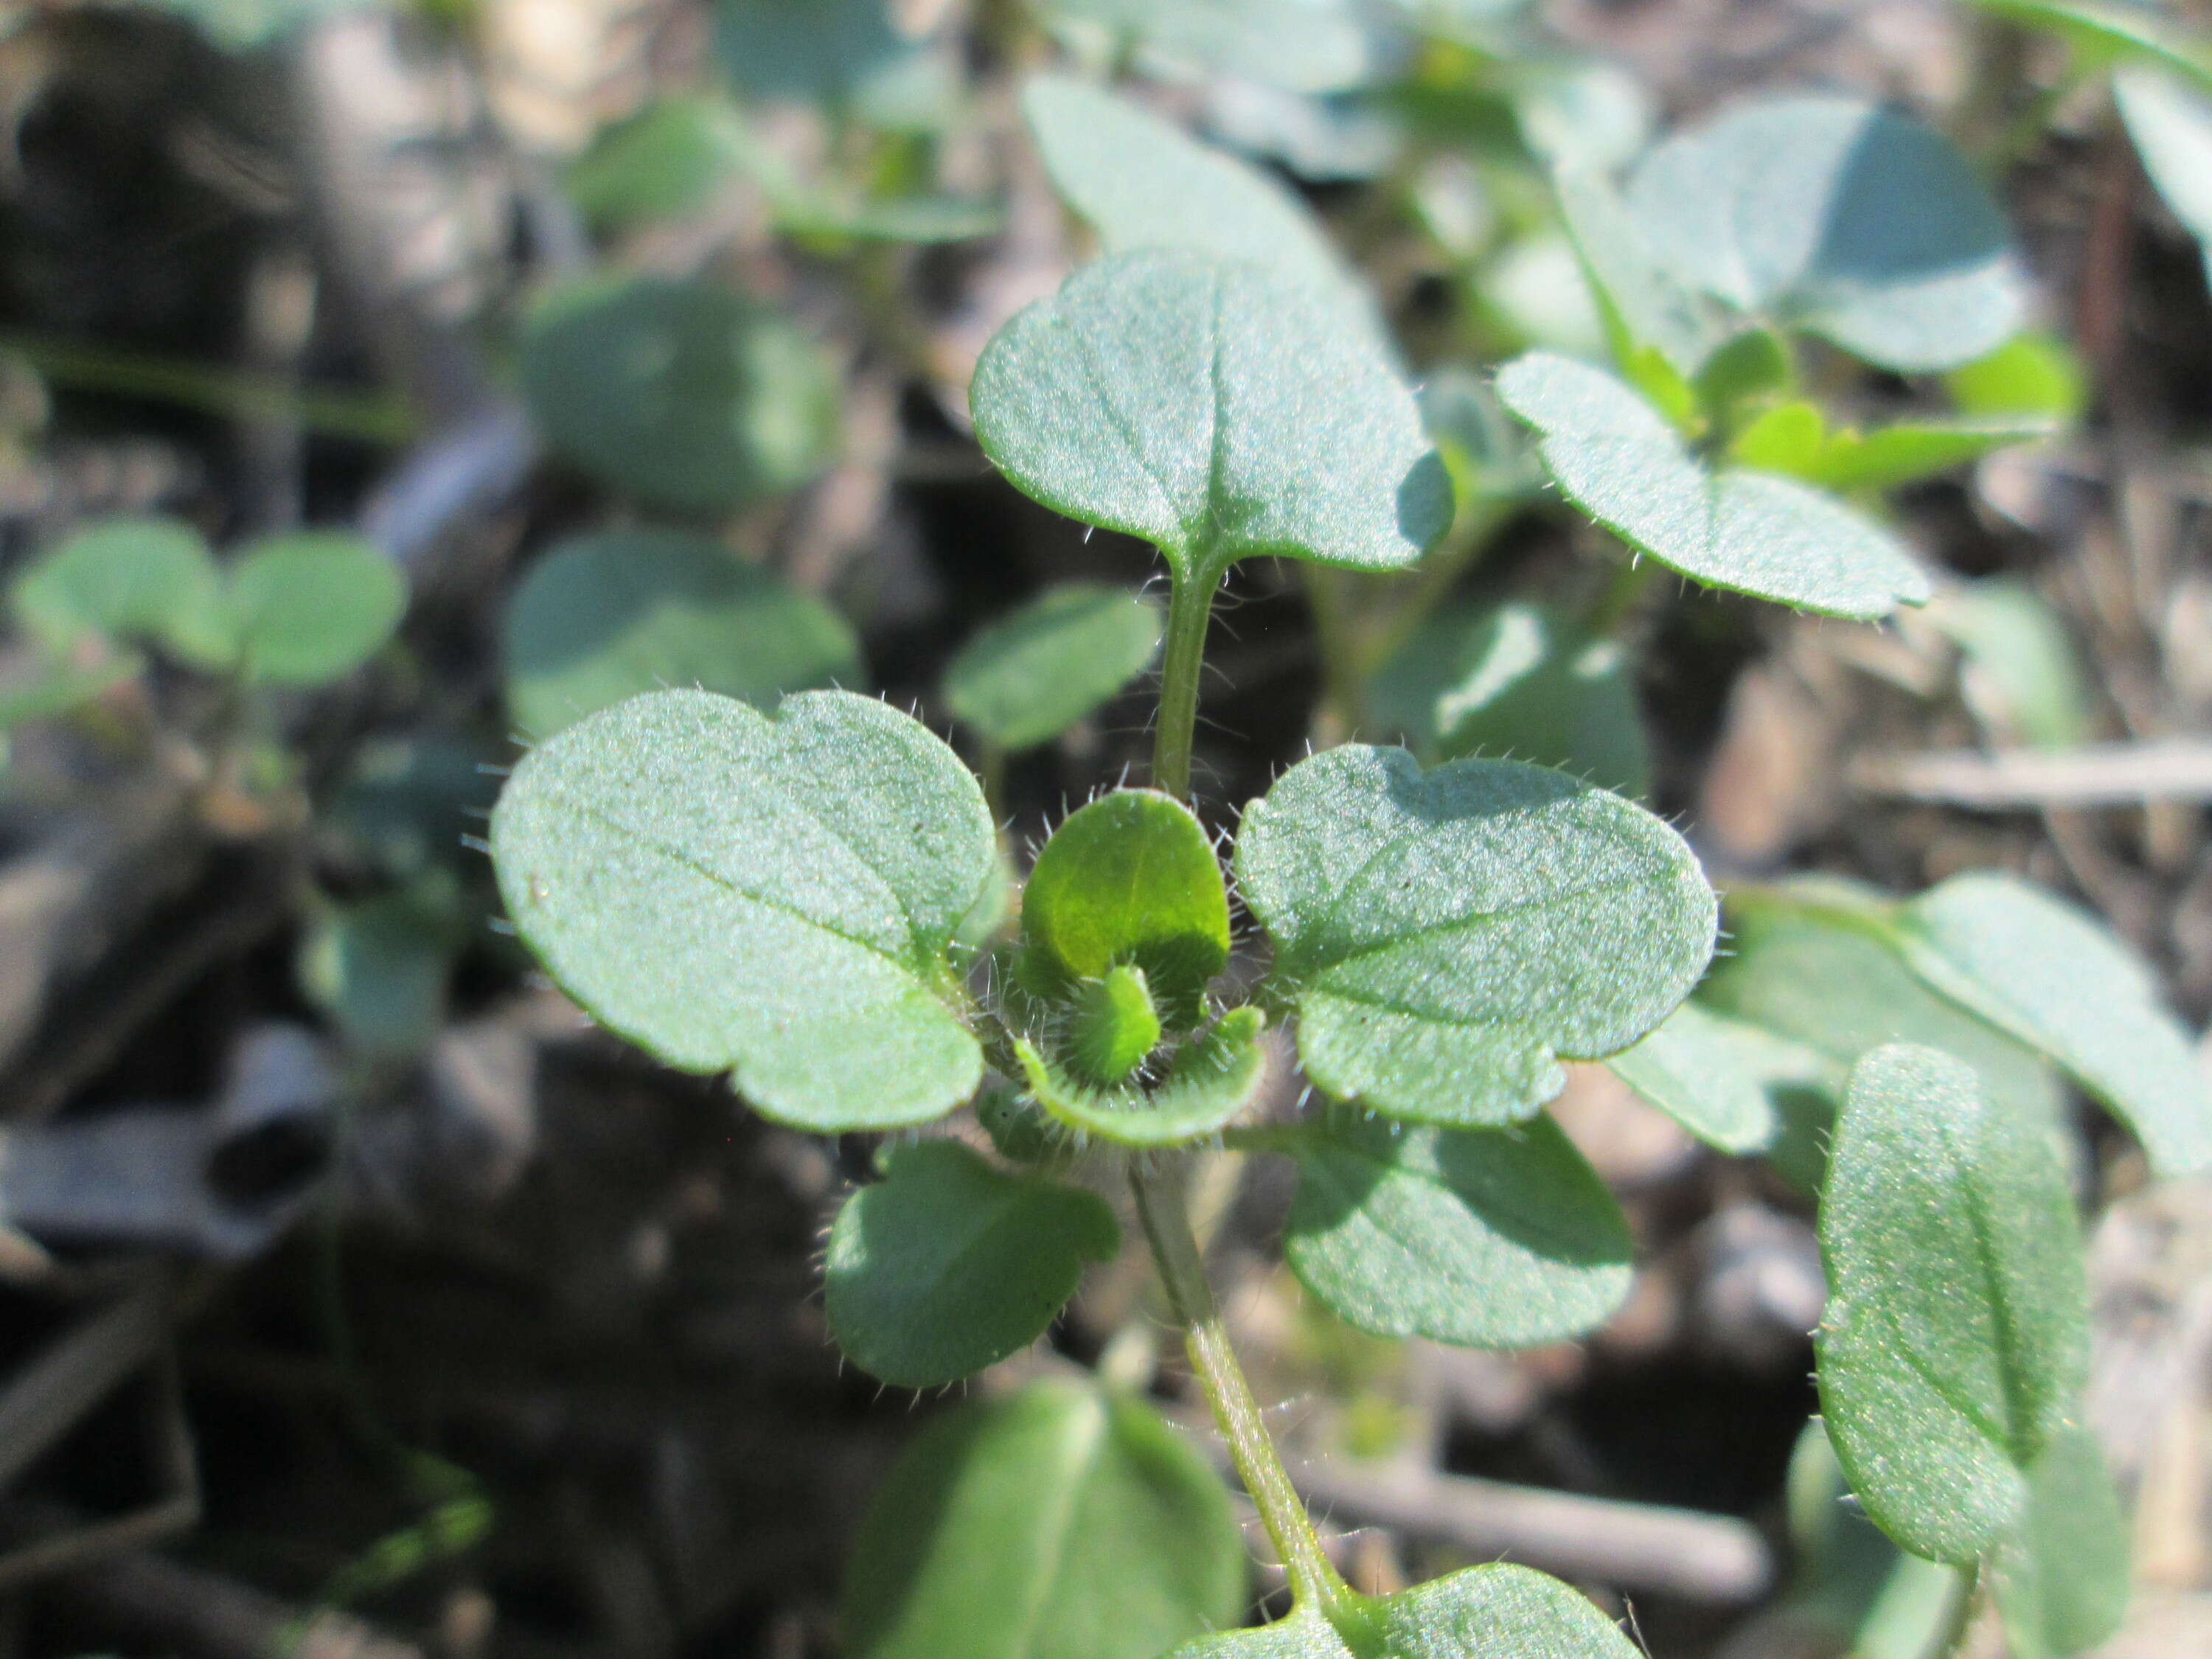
[1284,1113,1632,1348]
[1166,1562,1641,1658]
[1895,871,2212,1175]
[1551,167,1723,384]
[1990,1426,2132,1659]
[1971,0,2212,91]
[970,251,1451,586]
[1607,999,1828,1153]
[503,528,860,737]
[1626,95,2028,371]
[1367,599,1650,798]
[1816,1044,2091,1564]
[843,1377,1247,1659]
[489,689,994,1131]
[1042,0,1396,94]
[824,1139,1120,1387]
[10,516,221,656]
[1930,578,2093,749]
[1497,352,1933,619]
[943,583,1163,751]
[2116,66,2212,288]
[521,274,839,516]
[218,532,408,686]
[1237,745,1716,1126]
[1016,1006,1269,1147]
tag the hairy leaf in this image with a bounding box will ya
[1626,95,2027,371]
[825,1140,1119,1387]
[490,689,994,1130]
[1607,999,1826,1153]
[1816,1044,2091,1563]
[970,251,1450,586]
[1989,1427,2132,1659]
[1067,964,1164,1085]
[943,583,1162,751]
[1496,352,1932,619]
[1237,745,1716,1125]
[842,1377,1246,1659]
[1284,1113,1632,1348]
[521,274,838,516]
[1016,1006,1269,1147]
[503,528,860,737]
[1894,871,2212,1175]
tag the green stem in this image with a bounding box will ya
[1130,1161,1350,1615]
[977,739,1009,825]
[1933,1562,1982,1659]
[1152,571,1214,801]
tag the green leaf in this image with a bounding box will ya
[521,274,839,517]
[943,584,1163,751]
[1626,94,2028,371]
[824,1139,1120,1387]
[1366,599,1651,798]
[1019,789,1228,1026]
[1551,167,1722,395]
[299,881,462,1058]
[1781,1419,1968,1659]
[1691,327,1794,421]
[1015,1006,1270,1147]
[970,250,1451,587]
[1990,1426,2132,1659]
[502,528,860,738]
[842,1376,1247,1659]
[1496,351,1933,619]
[1041,0,1393,94]
[565,97,754,229]
[1947,333,2087,422]
[1416,370,1540,504]
[1729,403,2057,495]
[1893,871,2212,1175]
[1068,964,1165,1085]
[1970,0,2212,91]
[138,0,372,50]
[714,0,953,128]
[1020,76,1377,346]
[1166,1562,1642,1658]
[1284,1113,1632,1348]
[1237,745,1716,1126]
[2115,65,2212,288]
[0,657,140,730]
[217,532,409,686]
[1606,999,1827,1153]
[1815,1044,2092,1565]
[489,689,995,1131]
[11,515,221,656]
[1929,578,2093,749]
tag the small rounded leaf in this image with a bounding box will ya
[1068,964,1164,1085]
[1016,1006,1269,1147]
[490,689,995,1130]
[1237,746,1717,1126]
[825,1140,1119,1387]
[220,532,408,686]
[842,1377,1247,1659]
[503,528,860,737]
[10,516,221,655]
[521,274,839,515]
[1284,1113,1633,1349]
[1605,999,1820,1154]
[971,250,1450,585]
[942,583,1162,751]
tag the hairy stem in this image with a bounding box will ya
[1152,571,1215,801]
[1130,1160,1350,1614]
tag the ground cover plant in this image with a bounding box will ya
[4,1,2212,1657]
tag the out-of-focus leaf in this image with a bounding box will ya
[1041,0,1399,94]
[2116,65,2212,288]
[1202,80,1399,182]
[1990,1426,2132,1659]
[1416,370,1539,504]
[139,0,372,50]
[212,532,408,686]
[566,97,756,229]
[11,515,221,657]
[521,274,840,517]
[331,734,499,881]
[1780,1420,1967,1659]
[502,528,860,738]
[1947,333,2087,422]
[714,0,954,129]
[1367,600,1649,797]
[842,1377,1247,1659]
[1551,168,1718,405]
[1970,0,2212,91]
[299,880,464,1058]
[942,583,1162,751]
[1728,403,2056,493]
[1512,60,1654,173]
[1627,95,2028,371]
[1929,577,2093,748]
[1607,999,1825,1153]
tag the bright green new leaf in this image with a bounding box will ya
[1237,745,1716,1126]
[1068,964,1164,1085]
[842,1376,1247,1659]
[1728,403,2056,494]
[1930,579,2093,749]
[1042,0,1392,94]
[1284,1113,1632,1349]
[1016,1006,1269,1147]
[1894,871,2212,1175]
[521,274,839,517]
[502,528,860,737]
[1607,999,1828,1154]
[1020,76,1374,343]
[1691,328,1794,421]
[1166,1562,1641,1658]
[217,532,409,686]
[10,515,221,657]
[1626,95,2028,371]
[1971,0,2212,91]
[1990,1426,2132,1659]
[1367,599,1651,798]
[1496,351,1933,619]
[942,584,1163,751]
[1020,788,1231,1023]
[1947,333,2087,422]
[2116,66,2212,288]
[490,689,995,1131]
[1816,1044,2092,1564]
[970,251,1451,587]
[824,1140,1119,1388]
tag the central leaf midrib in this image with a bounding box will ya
[1308,871,1659,977]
